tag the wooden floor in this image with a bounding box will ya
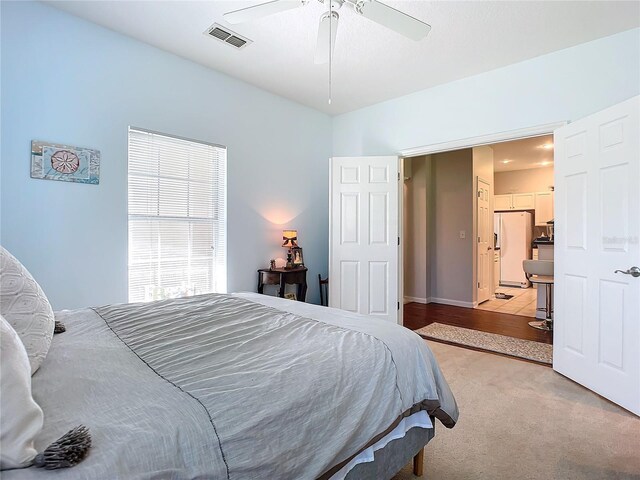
[404,302,553,345]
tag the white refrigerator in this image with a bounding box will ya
[494,211,532,287]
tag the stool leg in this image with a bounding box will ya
[545,283,553,330]
[528,282,553,332]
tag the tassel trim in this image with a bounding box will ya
[34,425,91,470]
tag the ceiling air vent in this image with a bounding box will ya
[205,23,252,49]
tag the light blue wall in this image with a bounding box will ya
[1,1,331,309]
[3,2,638,311]
[333,28,640,156]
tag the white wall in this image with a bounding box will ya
[333,28,640,156]
[494,167,554,195]
[0,2,331,309]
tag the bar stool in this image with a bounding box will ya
[522,260,554,331]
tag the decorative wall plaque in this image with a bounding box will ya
[31,140,100,185]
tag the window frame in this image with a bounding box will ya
[127,126,227,302]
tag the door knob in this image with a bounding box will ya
[614,266,640,278]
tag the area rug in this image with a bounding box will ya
[416,323,552,365]
[494,292,514,300]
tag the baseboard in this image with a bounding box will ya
[428,297,476,308]
[404,296,428,304]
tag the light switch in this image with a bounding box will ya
[459,230,466,239]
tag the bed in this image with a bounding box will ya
[4,292,458,480]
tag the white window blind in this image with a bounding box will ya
[128,128,226,302]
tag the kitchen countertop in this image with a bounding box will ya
[533,238,554,246]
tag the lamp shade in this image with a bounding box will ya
[282,230,298,248]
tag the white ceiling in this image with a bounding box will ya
[47,1,640,115]
[492,135,554,172]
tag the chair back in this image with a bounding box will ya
[318,274,329,306]
[522,260,554,278]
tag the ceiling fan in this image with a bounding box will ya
[223,0,431,64]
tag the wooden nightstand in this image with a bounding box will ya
[257,267,308,302]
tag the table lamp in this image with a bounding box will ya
[282,230,298,269]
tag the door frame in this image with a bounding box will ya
[398,121,566,310]
[399,122,567,158]
[476,175,493,305]
[398,158,404,325]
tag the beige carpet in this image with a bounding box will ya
[393,341,640,480]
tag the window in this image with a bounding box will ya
[128,128,226,302]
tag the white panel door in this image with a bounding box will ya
[329,156,399,323]
[477,177,492,303]
[554,96,639,415]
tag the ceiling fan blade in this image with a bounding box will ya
[356,0,431,41]
[224,0,306,24]
[314,11,339,64]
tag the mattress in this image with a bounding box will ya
[4,293,457,479]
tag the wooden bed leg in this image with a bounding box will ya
[413,448,424,477]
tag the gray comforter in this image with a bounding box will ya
[5,293,457,480]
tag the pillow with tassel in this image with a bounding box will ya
[0,315,91,471]
[0,313,44,469]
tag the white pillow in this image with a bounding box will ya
[0,314,44,470]
[0,246,54,375]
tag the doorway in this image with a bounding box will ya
[477,135,555,323]
[401,127,559,345]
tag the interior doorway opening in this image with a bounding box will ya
[479,135,555,324]
[402,134,555,344]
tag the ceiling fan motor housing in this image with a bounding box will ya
[319,0,345,10]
